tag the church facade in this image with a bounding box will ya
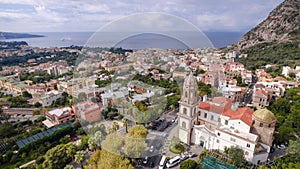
[178,73,276,164]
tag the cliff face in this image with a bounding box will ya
[237,0,300,49]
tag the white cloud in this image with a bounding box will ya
[0,0,285,32]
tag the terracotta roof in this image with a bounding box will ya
[199,101,229,114]
[223,108,254,126]
[255,89,268,96]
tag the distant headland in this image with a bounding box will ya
[0,31,45,40]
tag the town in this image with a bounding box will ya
[0,41,299,169]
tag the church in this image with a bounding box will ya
[178,72,276,164]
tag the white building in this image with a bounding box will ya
[178,73,276,164]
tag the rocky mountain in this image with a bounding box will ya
[237,0,300,49]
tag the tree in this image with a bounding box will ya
[88,138,97,151]
[180,160,197,169]
[74,150,85,168]
[42,144,72,169]
[287,139,300,160]
[171,136,180,147]
[112,121,120,132]
[22,91,32,98]
[77,92,87,102]
[102,133,123,155]
[124,137,147,158]
[122,118,129,133]
[128,125,147,139]
[64,165,75,169]
[89,131,104,150]
[85,149,133,169]
[288,72,296,78]
[34,102,42,107]
[224,146,245,167]
[32,109,40,115]
[66,142,77,160]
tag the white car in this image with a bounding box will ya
[277,144,286,150]
[188,152,197,158]
[149,145,154,152]
[143,156,149,164]
[180,154,188,161]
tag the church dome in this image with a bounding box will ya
[253,108,276,122]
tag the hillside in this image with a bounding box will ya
[237,0,300,72]
[0,32,44,40]
[237,0,300,50]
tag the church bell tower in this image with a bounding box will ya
[178,72,199,145]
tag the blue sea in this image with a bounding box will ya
[3,31,244,49]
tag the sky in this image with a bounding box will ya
[0,0,284,33]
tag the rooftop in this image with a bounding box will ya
[48,107,71,117]
[253,108,276,122]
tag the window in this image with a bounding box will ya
[216,139,219,143]
[210,115,214,121]
[245,151,249,155]
[183,108,187,115]
[182,121,186,129]
[247,143,250,148]
[259,123,263,127]
[204,113,207,118]
[230,137,236,142]
[218,118,221,122]
[268,124,272,128]
[198,111,201,116]
[225,120,228,125]
[217,132,221,136]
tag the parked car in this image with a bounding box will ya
[188,152,197,158]
[180,154,189,161]
[277,144,286,150]
[143,156,149,164]
[149,145,154,152]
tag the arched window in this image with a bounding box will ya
[183,108,187,115]
[182,121,186,129]
[185,91,187,97]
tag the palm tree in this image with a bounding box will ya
[74,150,85,168]
[122,118,129,133]
[88,139,97,151]
[112,121,120,132]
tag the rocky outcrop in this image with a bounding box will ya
[237,0,300,49]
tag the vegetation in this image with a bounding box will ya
[197,82,212,96]
[268,87,300,144]
[180,160,197,169]
[85,149,133,169]
[239,41,300,71]
[0,46,80,67]
[274,139,300,168]
[101,106,119,120]
[169,136,184,154]
[127,125,147,139]
[42,143,76,169]
[0,121,82,169]
[224,146,246,167]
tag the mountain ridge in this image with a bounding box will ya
[237,0,300,50]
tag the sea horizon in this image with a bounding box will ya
[1,31,244,49]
